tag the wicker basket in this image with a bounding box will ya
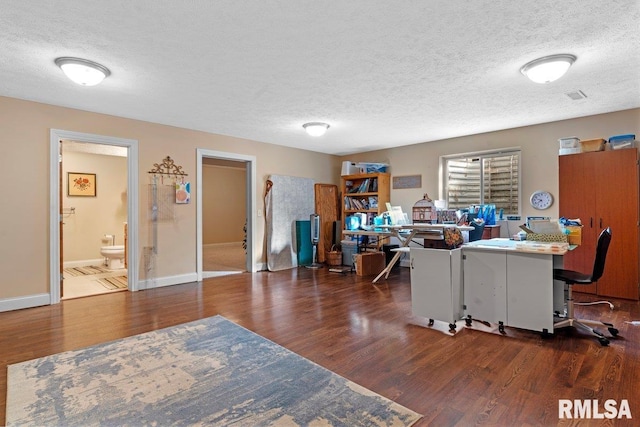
[326,245,342,266]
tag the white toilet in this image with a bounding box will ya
[100,245,125,270]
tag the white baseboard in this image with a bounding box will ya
[64,258,105,269]
[203,242,243,248]
[0,293,50,313]
[138,272,199,290]
[203,271,243,279]
[2,268,272,313]
[0,273,197,312]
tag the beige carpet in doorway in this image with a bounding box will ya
[203,242,246,271]
[96,275,128,290]
[64,265,110,277]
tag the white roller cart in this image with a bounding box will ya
[410,247,463,332]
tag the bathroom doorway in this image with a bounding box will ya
[60,141,128,299]
[49,130,139,304]
[196,149,257,280]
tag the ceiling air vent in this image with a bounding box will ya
[565,90,587,100]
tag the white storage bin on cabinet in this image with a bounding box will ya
[410,247,463,332]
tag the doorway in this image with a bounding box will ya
[196,149,257,281]
[50,130,139,304]
[60,140,129,299]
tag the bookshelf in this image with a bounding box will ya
[341,172,390,232]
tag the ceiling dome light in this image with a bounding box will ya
[303,122,330,137]
[520,54,576,84]
[55,57,111,86]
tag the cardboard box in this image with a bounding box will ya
[580,138,605,152]
[354,252,385,276]
[565,225,582,245]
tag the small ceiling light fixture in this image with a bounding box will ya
[55,57,111,86]
[303,122,330,137]
[520,54,577,84]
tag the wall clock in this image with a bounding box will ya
[530,190,553,210]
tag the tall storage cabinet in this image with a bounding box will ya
[341,173,390,230]
[559,149,639,300]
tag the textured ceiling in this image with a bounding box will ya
[1,1,639,155]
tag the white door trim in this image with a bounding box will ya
[49,129,139,304]
[196,149,257,281]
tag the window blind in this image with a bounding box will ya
[445,151,520,214]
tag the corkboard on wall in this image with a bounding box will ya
[393,175,421,189]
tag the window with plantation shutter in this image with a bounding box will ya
[442,150,520,214]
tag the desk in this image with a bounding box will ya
[410,238,569,334]
[343,223,473,283]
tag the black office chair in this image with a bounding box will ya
[553,227,618,346]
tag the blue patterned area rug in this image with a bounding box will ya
[7,315,421,426]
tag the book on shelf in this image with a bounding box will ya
[347,177,378,194]
[344,197,373,210]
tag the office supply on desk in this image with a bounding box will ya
[343,223,474,283]
[527,219,562,234]
[553,228,618,346]
[385,203,409,225]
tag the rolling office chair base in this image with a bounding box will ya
[554,317,619,346]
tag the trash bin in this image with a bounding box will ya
[341,241,358,266]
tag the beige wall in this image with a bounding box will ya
[62,150,128,261]
[343,109,640,221]
[202,165,246,244]
[0,95,340,302]
[1,92,638,307]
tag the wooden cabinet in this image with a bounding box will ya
[314,184,340,262]
[341,173,390,231]
[559,149,639,300]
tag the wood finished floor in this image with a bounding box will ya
[1,267,639,426]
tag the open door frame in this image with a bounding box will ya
[49,129,139,304]
[196,149,257,281]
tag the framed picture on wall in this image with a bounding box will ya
[68,172,97,197]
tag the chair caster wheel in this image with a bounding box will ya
[498,322,505,334]
[428,319,434,326]
[449,323,456,331]
[608,327,619,337]
[465,315,472,327]
[598,337,610,346]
